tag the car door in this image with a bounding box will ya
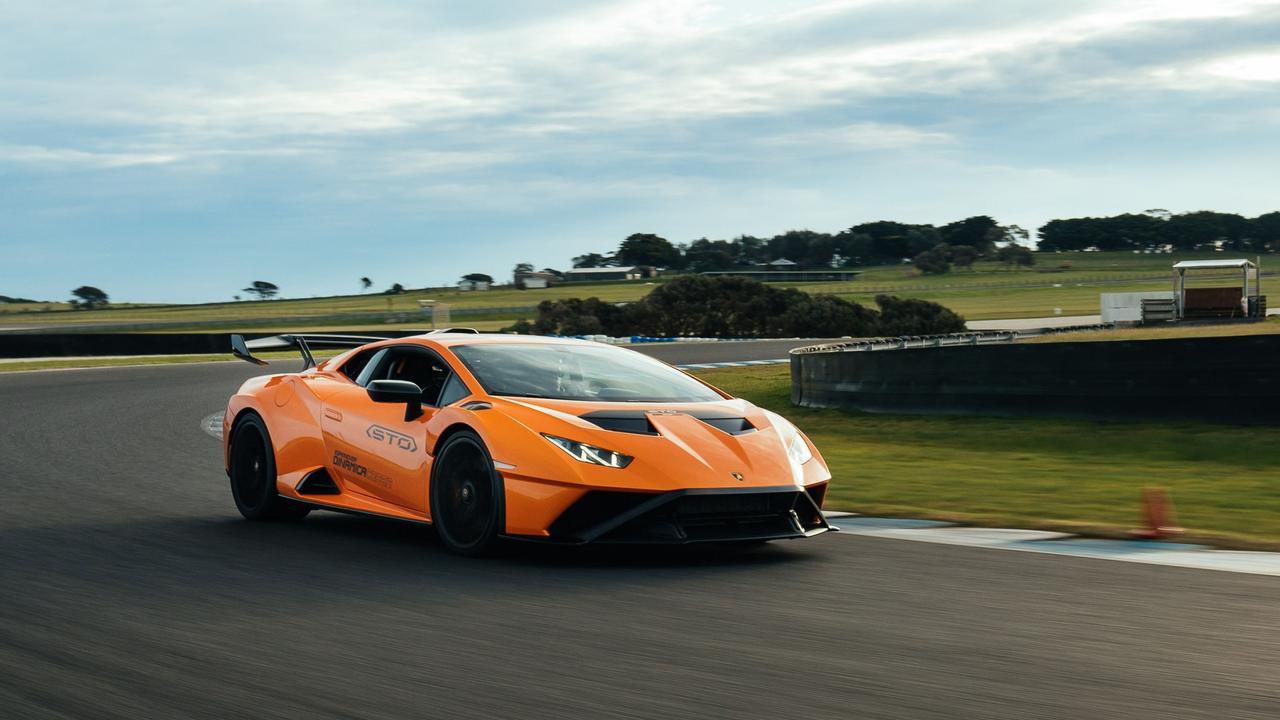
[320,345,452,513]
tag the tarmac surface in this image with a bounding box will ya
[2,350,1278,719]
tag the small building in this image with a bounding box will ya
[457,279,491,292]
[768,258,798,268]
[514,271,559,290]
[563,266,644,282]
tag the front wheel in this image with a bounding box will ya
[430,429,503,556]
[229,413,310,522]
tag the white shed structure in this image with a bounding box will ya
[1172,258,1261,320]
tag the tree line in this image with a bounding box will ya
[569,209,1280,276]
[1037,210,1280,252]
[573,216,1019,272]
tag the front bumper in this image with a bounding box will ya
[513,484,833,544]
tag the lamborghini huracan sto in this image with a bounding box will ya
[223,330,834,555]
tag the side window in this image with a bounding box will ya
[438,373,471,406]
[341,347,382,383]
[367,347,451,406]
[354,348,390,387]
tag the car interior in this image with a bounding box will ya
[352,347,450,406]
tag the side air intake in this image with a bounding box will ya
[296,468,341,495]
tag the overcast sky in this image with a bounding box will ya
[3,0,1279,302]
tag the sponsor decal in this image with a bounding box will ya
[333,450,367,477]
[332,450,393,488]
[367,424,417,452]
[645,409,682,415]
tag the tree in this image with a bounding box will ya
[360,277,372,292]
[572,252,610,268]
[1002,225,1029,246]
[70,286,109,309]
[384,283,406,295]
[1253,211,1280,250]
[242,281,279,300]
[462,273,494,284]
[684,238,736,272]
[616,233,681,268]
[766,230,834,265]
[513,262,534,274]
[912,246,951,275]
[941,216,1000,254]
[950,245,980,269]
[995,244,1035,269]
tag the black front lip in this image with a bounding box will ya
[506,484,834,545]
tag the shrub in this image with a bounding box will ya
[505,276,966,338]
[873,294,967,335]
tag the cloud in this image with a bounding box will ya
[758,123,954,151]
[0,144,181,169]
[4,1,1280,301]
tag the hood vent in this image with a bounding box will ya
[580,409,755,436]
[696,416,756,435]
[581,410,657,435]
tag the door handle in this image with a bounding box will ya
[324,408,343,422]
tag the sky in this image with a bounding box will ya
[2,0,1279,303]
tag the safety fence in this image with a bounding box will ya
[790,332,1280,424]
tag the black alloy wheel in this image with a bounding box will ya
[431,430,503,556]
[229,413,310,521]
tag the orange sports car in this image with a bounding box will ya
[224,330,834,555]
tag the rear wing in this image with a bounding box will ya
[231,333,388,370]
[231,328,480,370]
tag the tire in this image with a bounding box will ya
[430,429,503,556]
[228,413,310,522]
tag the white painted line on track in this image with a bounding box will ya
[827,517,1280,577]
[676,359,788,370]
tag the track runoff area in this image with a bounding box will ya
[2,341,1278,719]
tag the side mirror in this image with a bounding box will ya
[367,379,424,421]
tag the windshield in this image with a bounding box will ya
[451,343,724,403]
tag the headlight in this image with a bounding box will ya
[542,434,633,468]
[787,432,813,465]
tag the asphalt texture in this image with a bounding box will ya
[2,354,1279,719]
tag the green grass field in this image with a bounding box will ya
[694,364,1280,548]
[3,251,1266,329]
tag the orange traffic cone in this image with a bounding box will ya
[1130,487,1184,540]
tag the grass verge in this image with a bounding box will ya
[693,364,1280,549]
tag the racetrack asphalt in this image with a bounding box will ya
[2,355,1279,719]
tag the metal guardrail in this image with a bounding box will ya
[790,324,1113,355]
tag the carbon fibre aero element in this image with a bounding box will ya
[223,331,834,556]
[545,486,832,544]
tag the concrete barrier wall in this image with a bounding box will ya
[791,334,1280,424]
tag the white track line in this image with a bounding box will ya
[828,517,1280,577]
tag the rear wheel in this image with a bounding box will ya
[431,430,503,556]
[229,413,310,521]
